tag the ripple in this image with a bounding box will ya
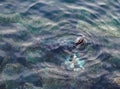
[0,0,120,89]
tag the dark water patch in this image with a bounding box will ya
[99,4,110,10]
[89,9,106,20]
[90,74,120,89]
[108,57,120,69]
[82,17,96,25]
[0,0,120,89]
[4,3,16,11]
[38,42,75,65]
[0,0,5,2]
[0,83,6,89]
[22,2,63,21]
[42,11,63,22]
[0,55,4,66]
[0,42,13,51]
[34,79,43,87]
[91,44,101,51]
[97,52,111,61]
[0,4,16,14]
[84,0,96,3]
[42,52,66,66]
[23,74,43,87]
[28,2,48,10]
[3,31,30,42]
[102,63,113,72]
[59,0,78,3]
[16,56,28,67]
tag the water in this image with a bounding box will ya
[0,0,120,89]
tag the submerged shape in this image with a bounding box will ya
[64,54,85,71]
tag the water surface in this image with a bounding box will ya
[0,0,120,89]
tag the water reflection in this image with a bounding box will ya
[0,0,120,89]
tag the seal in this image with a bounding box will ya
[75,36,85,46]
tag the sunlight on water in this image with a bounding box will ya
[0,0,120,89]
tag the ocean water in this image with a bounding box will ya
[0,0,120,89]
